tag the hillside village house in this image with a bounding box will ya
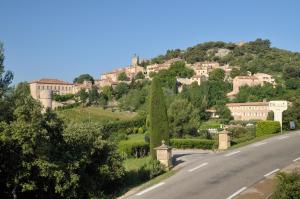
[226,101,270,121]
[95,55,144,87]
[176,75,203,92]
[227,73,276,97]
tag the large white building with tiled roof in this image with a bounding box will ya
[29,78,92,109]
[226,101,270,121]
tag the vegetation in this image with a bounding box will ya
[118,72,128,81]
[274,170,300,199]
[256,120,281,136]
[0,74,124,199]
[170,139,216,149]
[119,139,149,158]
[149,78,170,158]
[53,93,74,102]
[57,106,137,123]
[73,73,94,84]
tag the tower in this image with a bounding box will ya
[39,90,52,111]
[131,54,139,67]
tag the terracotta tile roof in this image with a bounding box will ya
[30,78,73,85]
[226,102,269,106]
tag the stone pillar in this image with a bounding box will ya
[154,140,173,169]
[218,130,231,150]
[269,101,288,132]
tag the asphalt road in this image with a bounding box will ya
[128,131,300,199]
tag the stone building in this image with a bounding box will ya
[145,58,182,75]
[226,101,270,121]
[227,73,276,97]
[176,75,203,92]
[30,78,92,109]
[96,55,144,87]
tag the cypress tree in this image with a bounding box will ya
[149,77,170,158]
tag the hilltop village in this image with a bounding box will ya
[30,54,277,122]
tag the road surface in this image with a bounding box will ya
[128,131,300,199]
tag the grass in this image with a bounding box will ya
[56,106,137,123]
[127,134,145,141]
[119,157,175,198]
[200,119,221,130]
[124,157,151,172]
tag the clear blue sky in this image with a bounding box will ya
[1,0,300,84]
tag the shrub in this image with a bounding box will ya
[138,159,166,181]
[119,140,149,158]
[273,170,300,199]
[256,120,281,137]
[170,139,216,149]
[53,93,74,102]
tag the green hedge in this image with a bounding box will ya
[170,139,216,149]
[119,140,149,158]
[256,120,281,137]
[101,117,146,135]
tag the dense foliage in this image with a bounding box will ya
[170,139,216,149]
[149,78,170,158]
[119,140,149,158]
[73,74,94,84]
[274,170,300,199]
[0,45,125,198]
[256,120,281,136]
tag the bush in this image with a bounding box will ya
[53,93,74,102]
[138,159,166,181]
[119,140,149,158]
[256,120,281,137]
[170,138,216,149]
[55,102,81,110]
[274,170,300,199]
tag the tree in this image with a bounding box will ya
[117,72,128,81]
[215,104,232,123]
[0,43,13,97]
[101,86,113,101]
[135,71,145,80]
[168,99,199,137]
[77,89,89,104]
[149,78,169,158]
[88,86,100,105]
[114,82,129,99]
[209,68,225,81]
[73,74,94,84]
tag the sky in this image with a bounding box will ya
[1,0,300,84]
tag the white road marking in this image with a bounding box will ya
[293,157,300,162]
[135,182,165,196]
[252,142,268,147]
[188,162,208,172]
[264,168,280,177]
[225,151,241,157]
[226,187,247,199]
[278,136,289,140]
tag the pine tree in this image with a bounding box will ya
[149,77,169,158]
